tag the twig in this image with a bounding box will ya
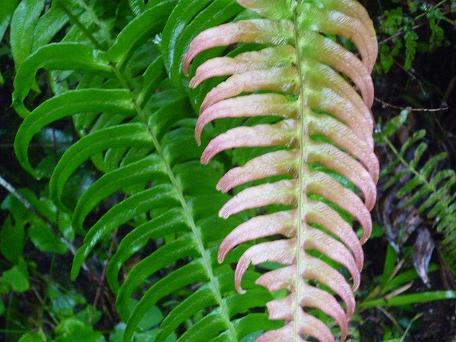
[379,21,426,45]
[0,175,89,272]
[93,233,116,309]
[0,176,34,211]
[379,1,451,46]
[374,97,449,112]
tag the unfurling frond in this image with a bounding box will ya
[185,0,378,340]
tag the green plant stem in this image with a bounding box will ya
[359,290,456,310]
[293,3,309,340]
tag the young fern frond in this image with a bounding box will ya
[185,0,378,340]
[379,115,456,273]
[13,1,277,341]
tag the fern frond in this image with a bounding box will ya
[185,0,378,340]
[379,116,456,273]
[13,1,277,341]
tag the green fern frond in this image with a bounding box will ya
[12,1,277,341]
[378,113,456,272]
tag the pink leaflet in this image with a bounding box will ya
[200,67,298,112]
[201,120,297,164]
[266,295,294,321]
[307,172,372,243]
[308,87,374,148]
[219,180,296,219]
[307,200,364,266]
[326,0,377,38]
[258,268,346,341]
[305,228,360,289]
[256,265,294,292]
[183,19,293,74]
[294,311,336,342]
[267,290,348,338]
[304,256,356,317]
[309,114,379,183]
[308,143,377,211]
[257,310,334,342]
[195,94,296,145]
[305,62,374,132]
[217,150,298,192]
[235,239,295,293]
[301,32,374,107]
[318,10,377,72]
[300,286,349,340]
[189,45,295,88]
[218,210,296,263]
[256,324,306,342]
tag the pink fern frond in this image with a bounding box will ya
[184,0,378,340]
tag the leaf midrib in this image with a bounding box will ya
[293,3,309,341]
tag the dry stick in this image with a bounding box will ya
[0,175,90,272]
[374,97,449,112]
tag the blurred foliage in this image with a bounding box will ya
[377,0,452,73]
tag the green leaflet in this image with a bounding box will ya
[360,290,456,309]
[382,264,439,295]
[0,0,19,42]
[128,0,145,16]
[139,55,166,106]
[161,127,203,165]
[108,0,177,66]
[148,93,190,139]
[162,0,242,89]
[156,286,217,342]
[226,290,272,318]
[179,311,227,342]
[3,260,30,293]
[124,261,208,342]
[14,90,135,178]
[175,162,223,195]
[0,216,25,263]
[106,209,189,293]
[32,3,69,51]
[10,0,45,68]
[29,218,68,255]
[162,0,213,86]
[116,235,199,319]
[49,124,155,206]
[72,155,167,231]
[71,184,179,280]
[211,314,283,342]
[13,43,112,116]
